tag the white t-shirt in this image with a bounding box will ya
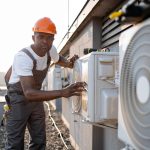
[9,45,59,84]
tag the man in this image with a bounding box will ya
[5,17,85,150]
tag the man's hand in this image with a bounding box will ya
[56,55,79,68]
[62,82,86,98]
[67,55,79,68]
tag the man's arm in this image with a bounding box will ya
[20,76,85,102]
[5,66,12,87]
[56,55,79,68]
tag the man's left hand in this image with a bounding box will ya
[67,55,79,68]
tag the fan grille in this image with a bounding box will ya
[120,24,150,149]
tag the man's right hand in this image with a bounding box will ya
[62,82,86,98]
[20,75,86,102]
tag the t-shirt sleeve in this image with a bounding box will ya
[49,45,59,63]
[13,52,33,76]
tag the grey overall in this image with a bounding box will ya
[6,48,51,150]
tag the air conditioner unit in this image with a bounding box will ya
[47,65,62,111]
[71,52,119,124]
[118,18,150,150]
[61,67,71,88]
[48,65,62,91]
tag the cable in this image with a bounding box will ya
[44,102,69,150]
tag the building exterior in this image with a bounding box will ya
[49,0,146,149]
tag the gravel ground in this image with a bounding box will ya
[0,98,74,150]
[44,103,74,150]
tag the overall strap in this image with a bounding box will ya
[47,51,51,65]
[21,48,37,70]
[22,49,51,69]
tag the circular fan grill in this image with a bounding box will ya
[120,23,150,149]
[72,60,82,113]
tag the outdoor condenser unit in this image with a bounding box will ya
[71,52,119,124]
[48,65,62,91]
[118,18,150,150]
[47,65,62,111]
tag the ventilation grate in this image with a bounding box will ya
[120,24,150,149]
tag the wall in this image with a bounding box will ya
[92,125,125,150]
[61,16,126,150]
[59,1,132,149]
[61,18,103,150]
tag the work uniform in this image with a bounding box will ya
[6,46,59,150]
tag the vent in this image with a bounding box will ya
[119,18,150,149]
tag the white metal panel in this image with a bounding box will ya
[72,52,119,123]
[118,18,150,150]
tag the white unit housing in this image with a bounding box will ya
[48,65,62,91]
[61,67,71,88]
[47,65,62,110]
[118,18,150,150]
[72,52,119,123]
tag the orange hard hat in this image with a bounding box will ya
[32,17,57,34]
